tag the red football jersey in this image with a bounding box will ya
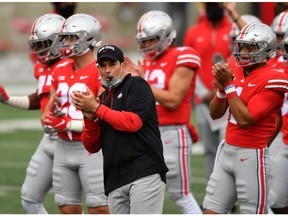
[51,60,101,141]
[282,93,288,145]
[271,56,287,74]
[183,16,232,90]
[143,46,200,125]
[34,58,73,113]
[226,61,288,149]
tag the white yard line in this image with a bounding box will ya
[0,119,205,154]
[0,119,42,133]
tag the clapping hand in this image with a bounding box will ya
[212,63,235,87]
[72,88,100,120]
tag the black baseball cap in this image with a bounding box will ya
[97,45,124,63]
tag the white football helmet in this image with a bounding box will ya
[280,31,288,65]
[29,14,65,63]
[136,10,176,59]
[233,23,276,68]
[271,11,288,49]
[271,11,288,35]
[229,15,261,40]
[57,13,102,58]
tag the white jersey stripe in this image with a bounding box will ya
[176,59,201,67]
[265,85,288,90]
[178,54,201,61]
[267,79,288,84]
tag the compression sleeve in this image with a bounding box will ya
[81,118,102,153]
[96,104,143,132]
[7,96,30,110]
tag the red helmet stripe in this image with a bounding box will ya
[61,15,73,33]
[137,11,152,37]
[31,14,47,39]
[239,23,254,39]
[276,12,288,32]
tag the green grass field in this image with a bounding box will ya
[0,103,238,214]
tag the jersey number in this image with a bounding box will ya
[56,82,87,120]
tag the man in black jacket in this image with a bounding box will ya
[71,44,168,214]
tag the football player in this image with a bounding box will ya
[127,10,202,214]
[0,14,69,214]
[204,23,288,214]
[267,30,288,214]
[42,13,109,214]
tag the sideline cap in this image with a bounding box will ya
[97,45,124,63]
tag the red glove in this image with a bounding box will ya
[43,114,71,131]
[0,85,9,102]
[187,123,199,143]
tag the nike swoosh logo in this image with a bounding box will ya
[80,76,88,80]
[248,83,256,87]
[160,62,167,67]
[54,119,65,128]
[240,157,249,162]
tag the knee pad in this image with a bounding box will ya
[55,195,68,206]
[21,185,38,204]
[55,194,82,206]
[86,195,107,207]
[21,200,48,214]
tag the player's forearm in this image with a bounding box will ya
[6,96,30,110]
[151,86,182,110]
[209,95,228,119]
[227,97,254,128]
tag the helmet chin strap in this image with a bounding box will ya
[101,64,123,90]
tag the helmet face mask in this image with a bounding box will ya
[56,13,102,58]
[136,10,176,59]
[232,23,276,68]
[57,31,91,57]
[29,14,65,64]
[233,41,265,68]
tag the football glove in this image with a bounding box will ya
[0,85,9,103]
[43,114,71,131]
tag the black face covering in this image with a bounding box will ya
[53,3,76,18]
[205,3,224,25]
